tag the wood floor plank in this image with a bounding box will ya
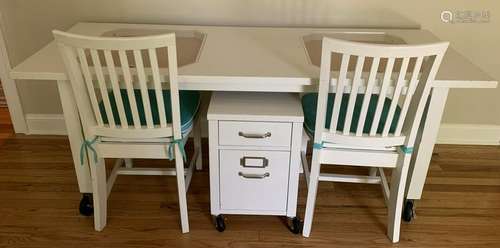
[0,135,499,247]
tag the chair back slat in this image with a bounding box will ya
[54,31,180,139]
[395,56,424,135]
[342,56,365,135]
[382,57,410,137]
[90,49,116,128]
[369,57,395,136]
[104,49,129,128]
[133,49,155,129]
[148,48,168,128]
[356,57,380,136]
[328,54,350,133]
[315,37,448,149]
[76,48,103,127]
[118,50,141,129]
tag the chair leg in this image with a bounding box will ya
[300,133,311,186]
[299,131,309,174]
[174,147,190,233]
[89,157,107,231]
[301,150,310,187]
[194,120,203,171]
[369,167,378,177]
[387,153,412,243]
[124,158,133,168]
[302,152,322,237]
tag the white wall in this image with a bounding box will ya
[394,0,500,125]
[0,0,82,114]
[1,0,499,127]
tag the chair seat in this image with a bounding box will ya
[99,90,200,134]
[302,93,401,135]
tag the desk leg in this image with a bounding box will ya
[406,87,449,200]
[57,80,92,194]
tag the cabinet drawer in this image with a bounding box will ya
[219,150,290,211]
[218,121,292,147]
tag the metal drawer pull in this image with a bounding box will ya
[238,172,270,179]
[240,156,269,168]
[238,131,271,139]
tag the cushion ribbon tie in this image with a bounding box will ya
[313,142,324,150]
[400,146,414,154]
[80,137,99,165]
[168,138,187,161]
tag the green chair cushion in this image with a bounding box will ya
[99,90,200,134]
[302,93,401,135]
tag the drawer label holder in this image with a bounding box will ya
[240,156,269,168]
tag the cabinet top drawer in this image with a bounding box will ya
[207,92,303,122]
[219,121,292,148]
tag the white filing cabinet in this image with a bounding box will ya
[207,92,304,233]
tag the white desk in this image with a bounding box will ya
[10,22,497,205]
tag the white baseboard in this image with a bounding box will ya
[437,124,500,145]
[24,114,500,145]
[25,114,67,135]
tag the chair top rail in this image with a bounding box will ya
[53,30,176,50]
[322,37,449,58]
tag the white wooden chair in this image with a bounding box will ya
[301,37,448,242]
[53,31,203,233]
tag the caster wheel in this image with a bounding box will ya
[79,193,94,216]
[214,215,225,232]
[402,199,415,222]
[288,217,302,234]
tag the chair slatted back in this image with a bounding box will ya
[315,37,448,148]
[54,31,182,140]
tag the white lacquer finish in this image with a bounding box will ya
[218,121,292,148]
[10,23,497,225]
[56,79,92,193]
[12,23,497,89]
[208,92,303,220]
[207,92,304,122]
[54,31,202,233]
[219,150,290,212]
[301,37,449,243]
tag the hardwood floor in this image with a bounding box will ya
[0,107,14,144]
[0,135,499,247]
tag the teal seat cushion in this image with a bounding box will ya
[99,90,200,134]
[302,93,401,135]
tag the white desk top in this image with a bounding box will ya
[10,22,497,91]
